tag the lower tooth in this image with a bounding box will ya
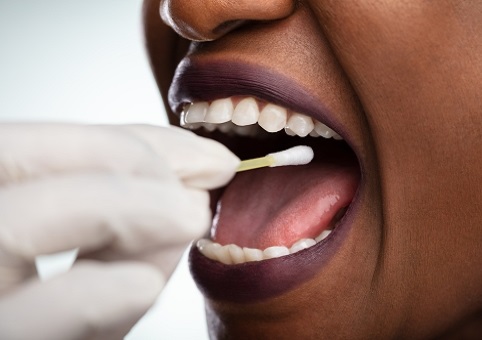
[197,239,220,261]
[263,246,290,259]
[290,238,316,253]
[315,230,332,242]
[228,244,246,264]
[198,230,334,264]
[243,247,264,261]
[217,245,234,265]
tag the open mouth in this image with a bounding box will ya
[169,58,362,302]
[182,96,359,262]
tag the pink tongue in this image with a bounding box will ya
[212,161,360,249]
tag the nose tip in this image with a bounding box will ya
[160,0,297,41]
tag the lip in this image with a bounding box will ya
[170,56,365,303]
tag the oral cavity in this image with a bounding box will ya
[196,229,333,265]
[180,96,358,266]
[181,96,343,140]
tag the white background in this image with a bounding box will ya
[0,1,208,338]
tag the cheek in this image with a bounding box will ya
[311,0,482,313]
[310,0,482,213]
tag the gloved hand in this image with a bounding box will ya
[0,123,239,340]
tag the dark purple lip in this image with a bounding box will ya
[170,57,364,303]
[189,192,361,303]
[169,57,346,137]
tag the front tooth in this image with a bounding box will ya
[287,113,314,137]
[243,247,264,261]
[285,126,297,136]
[258,104,287,132]
[309,129,320,137]
[315,230,332,242]
[290,238,316,253]
[232,97,259,126]
[197,239,221,261]
[185,102,209,123]
[216,245,234,265]
[263,246,290,259]
[228,244,246,264]
[314,121,336,139]
[205,98,234,123]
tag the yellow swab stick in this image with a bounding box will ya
[237,145,314,172]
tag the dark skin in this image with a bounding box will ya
[143,0,482,338]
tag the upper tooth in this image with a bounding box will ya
[287,112,314,137]
[182,97,343,140]
[314,121,336,138]
[285,126,297,136]
[205,98,233,123]
[185,102,208,123]
[258,104,287,132]
[232,97,259,126]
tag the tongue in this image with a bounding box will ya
[212,160,360,250]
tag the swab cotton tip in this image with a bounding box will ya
[237,145,314,172]
[267,145,314,167]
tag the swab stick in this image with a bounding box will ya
[237,145,314,172]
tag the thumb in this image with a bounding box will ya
[0,261,164,340]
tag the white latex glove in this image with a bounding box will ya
[0,123,239,340]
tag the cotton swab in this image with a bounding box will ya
[237,145,314,172]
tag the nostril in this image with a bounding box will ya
[212,20,248,37]
[161,0,297,42]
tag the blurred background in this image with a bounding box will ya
[0,0,208,338]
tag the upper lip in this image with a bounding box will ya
[169,57,347,140]
[170,56,364,303]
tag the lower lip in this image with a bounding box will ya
[188,184,363,303]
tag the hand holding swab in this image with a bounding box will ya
[237,145,314,172]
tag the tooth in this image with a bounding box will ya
[203,123,217,132]
[287,113,314,137]
[285,126,297,136]
[197,239,221,261]
[180,110,201,130]
[205,98,234,124]
[233,124,257,136]
[218,122,235,134]
[309,130,320,137]
[263,246,290,259]
[216,245,234,265]
[228,244,246,264]
[315,230,332,242]
[185,102,209,123]
[243,247,264,262]
[333,133,343,140]
[258,104,287,132]
[314,121,336,139]
[232,97,259,126]
[289,238,316,253]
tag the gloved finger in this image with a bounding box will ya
[81,243,189,281]
[0,174,210,264]
[120,124,240,189]
[0,123,173,185]
[0,261,164,340]
[0,123,239,189]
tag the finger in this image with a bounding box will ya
[0,123,239,189]
[0,174,210,261]
[0,261,164,340]
[80,243,189,280]
[0,123,172,185]
[120,124,240,189]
